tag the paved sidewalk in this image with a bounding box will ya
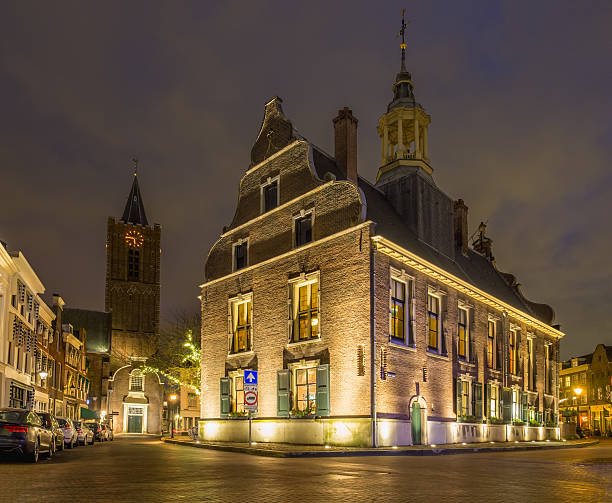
[161,436,598,458]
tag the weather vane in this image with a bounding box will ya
[398,9,409,50]
[132,157,139,176]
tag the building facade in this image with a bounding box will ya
[559,344,612,434]
[199,40,564,447]
[105,172,163,433]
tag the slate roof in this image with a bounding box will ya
[121,175,148,226]
[310,146,556,326]
[62,308,112,353]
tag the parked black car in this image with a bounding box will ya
[39,413,64,453]
[0,408,54,463]
[86,422,105,442]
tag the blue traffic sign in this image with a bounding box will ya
[244,370,258,385]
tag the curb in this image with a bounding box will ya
[161,438,599,458]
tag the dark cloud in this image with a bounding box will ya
[1,1,611,358]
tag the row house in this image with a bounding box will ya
[559,344,612,434]
[199,37,564,447]
[31,301,55,413]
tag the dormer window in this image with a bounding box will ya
[233,240,248,271]
[261,176,279,213]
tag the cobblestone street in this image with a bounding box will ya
[1,436,611,502]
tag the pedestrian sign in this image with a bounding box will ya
[244,370,258,385]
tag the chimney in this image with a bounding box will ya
[453,199,469,255]
[333,107,358,184]
[52,293,65,310]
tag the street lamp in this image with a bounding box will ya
[169,394,177,438]
[574,388,583,432]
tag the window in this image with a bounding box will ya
[461,380,470,415]
[458,307,468,359]
[489,384,499,419]
[564,375,570,388]
[129,371,144,392]
[295,367,317,412]
[390,279,408,344]
[233,241,248,271]
[545,344,551,393]
[295,214,312,247]
[188,393,197,408]
[7,341,12,365]
[128,249,140,280]
[427,294,440,350]
[291,277,319,342]
[528,338,536,390]
[487,320,495,368]
[509,329,517,375]
[233,375,244,413]
[261,179,279,213]
[230,296,252,353]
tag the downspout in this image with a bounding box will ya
[370,236,377,448]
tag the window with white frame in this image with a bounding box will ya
[261,176,279,213]
[293,210,313,248]
[458,306,469,359]
[509,328,518,375]
[512,389,520,421]
[229,371,245,413]
[461,380,471,415]
[427,293,440,351]
[129,370,144,392]
[489,383,499,419]
[289,273,320,342]
[390,273,414,346]
[229,295,252,354]
[233,239,248,271]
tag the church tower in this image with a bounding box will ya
[376,10,432,181]
[105,168,161,365]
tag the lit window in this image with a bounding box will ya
[427,294,439,350]
[461,380,470,415]
[390,278,409,344]
[230,298,252,354]
[509,329,517,375]
[490,384,498,419]
[233,375,244,413]
[129,372,144,392]
[295,214,312,247]
[234,241,248,271]
[295,367,317,412]
[487,320,495,368]
[291,277,319,342]
[458,307,468,359]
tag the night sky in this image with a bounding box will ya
[1,1,611,359]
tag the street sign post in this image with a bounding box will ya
[243,370,258,444]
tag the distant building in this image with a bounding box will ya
[105,172,163,434]
[559,344,612,434]
[199,31,564,446]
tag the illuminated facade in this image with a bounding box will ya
[559,345,612,434]
[199,38,563,446]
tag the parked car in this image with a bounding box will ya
[106,425,114,441]
[86,422,105,442]
[72,421,94,445]
[0,408,54,463]
[39,413,64,453]
[56,417,78,449]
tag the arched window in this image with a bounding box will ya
[129,369,144,392]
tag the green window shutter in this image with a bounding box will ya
[316,364,330,417]
[455,378,462,418]
[486,383,491,418]
[474,382,483,419]
[277,369,290,417]
[521,391,528,422]
[502,388,512,422]
[220,377,231,418]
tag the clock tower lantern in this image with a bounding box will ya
[105,170,161,365]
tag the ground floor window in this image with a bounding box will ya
[512,390,520,421]
[295,367,317,413]
[233,374,245,414]
[488,384,499,420]
[276,364,330,417]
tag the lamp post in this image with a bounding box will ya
[574,388,583,434]
[169,394,177,438]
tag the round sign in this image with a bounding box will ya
[244,391,258,406]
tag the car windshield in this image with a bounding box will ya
[57,418,69,426]
[73,421,81,428]
[0,411,24,423]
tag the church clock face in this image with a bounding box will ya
[125,230,144,248]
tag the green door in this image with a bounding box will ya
[128,414,143,433]
[411,402,421,445]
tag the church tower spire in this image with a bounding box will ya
[376,11,431,179]
[121,159,149,226]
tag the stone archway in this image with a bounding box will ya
[408,395,428,446]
